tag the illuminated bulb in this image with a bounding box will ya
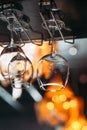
[52,95,60,103]
[70,100,77,108]
[59,94,67,102]
[71,121,81,130]
[62,101,70,110]
[69,46,77,55]
[16,62,22,70]
[46,102,54,110]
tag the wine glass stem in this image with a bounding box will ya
[51,26,56,56]
[9,17,14,46]
[51,37,55,55]
[10,24,14,46]
[10,33,14,46]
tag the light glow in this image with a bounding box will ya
[82,126,87,130]
[63,101,70,110]
[46,102,54,110]
[70,100,77,108]
[69,46,77,55]
[52,95,59,103]
[71,121,81,130]
[59,94,67,102]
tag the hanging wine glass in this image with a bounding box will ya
[8,53,26,79]
[8,56,33,89]
[36,20,69,92]
[0,16,27,79]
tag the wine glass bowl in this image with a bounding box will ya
[0,15,34,89]
[37,53,69,92]
[8,53,26,79]
[8,55,33,89]
[0,44,26,79]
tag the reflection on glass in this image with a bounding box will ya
[8,53,26,79]
[37,52,69,92]
[8,56,33,89]
[0,42,26,79]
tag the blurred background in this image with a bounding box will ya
[0,0,87,130]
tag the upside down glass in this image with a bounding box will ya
[0,44,26,79]
[0,15,33,89]
[37,15,70,92]
[8,56,33,89]
[36,52,69,92]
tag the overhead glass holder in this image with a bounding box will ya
[0,6,43,46]
[39,0,74,44]
[11,13,43,46]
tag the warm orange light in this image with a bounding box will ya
[40,60,54,79]
[22,41,52,80]
[46,102,54,110]
[70,99,77,108]
[59,94,67,102]
[16,62,21,70]
[63,101,70,110]
[71,121,81,130]
[52,95,60,103]
[23,71,30,81]
[82,126,87,130]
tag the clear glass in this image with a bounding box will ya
[0,43,26,79]
[37,13,70,92]
[0,15,33,87]
[8,56,33,89]
[37,16,69,91]
[36,52,69,92]
[8,53,26,79]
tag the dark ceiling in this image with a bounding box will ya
[0,0,87,130]
[0,0,87,43]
